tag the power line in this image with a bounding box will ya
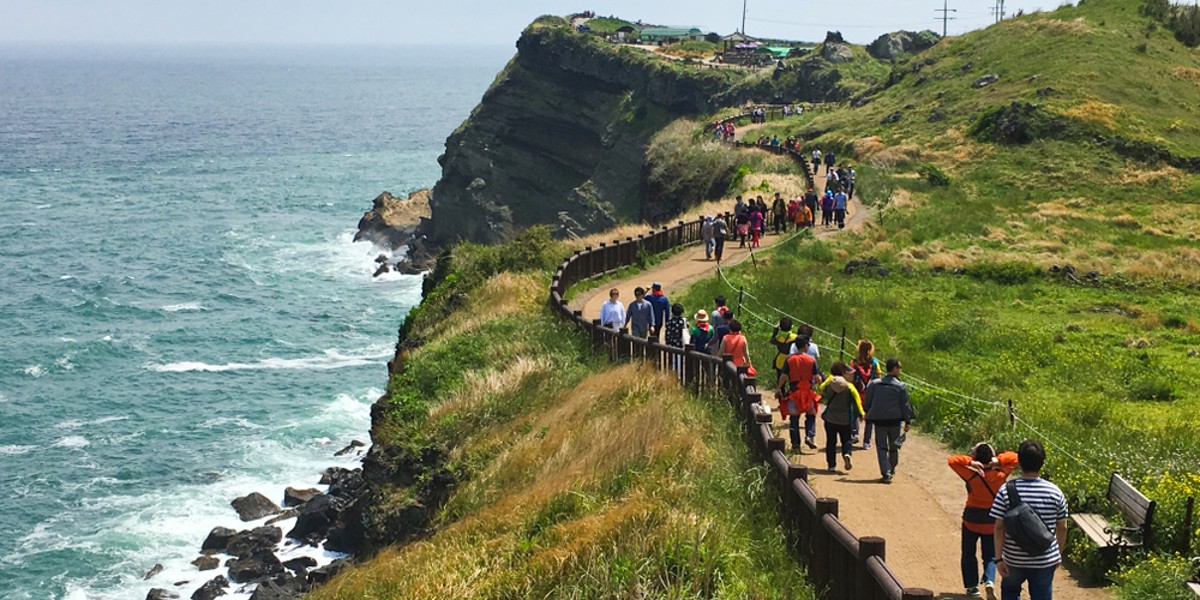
[935,0,958,37]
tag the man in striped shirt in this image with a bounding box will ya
[989,440,1068,600]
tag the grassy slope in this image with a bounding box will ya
[309,233,813,599]
[674,1,1200,589]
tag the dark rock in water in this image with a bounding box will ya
[249,572,309,600]
[227,548,282,583]
[881,111,902,125]
[354,190,430,250]
[308,559,350,585]
[374,254,389,264]
[226,526,282,558]
[333,440,365,457]
[191,575,229,600]
[201,527,237,552]
[264,508,298,525]
[174,581,189,587]
[147,589,179,600]
[973,74,999,88]
[319,467,354,486]
[231,493,282,522]
[327,469,365,500]
[324,496,366,554]
[281,556,318,574]
[372,263,391,278]
[286,494,343,540]
[144,563,165,580]
[192,556,220,571]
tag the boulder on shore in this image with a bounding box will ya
[192,556,220,571]
[231,493,281,522]
[283,487,321,507]
[226,526,282,558]
[146,589,180,600]
[227,548,283,583]
[249,571,309,600]
[201,527,237,553]
[354,190,432,250]
[190,575,229,600]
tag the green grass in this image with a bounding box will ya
[679,233,1200,580]
[584,16,637,35]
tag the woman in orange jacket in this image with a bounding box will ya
[948,443,1019,599]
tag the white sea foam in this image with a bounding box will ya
[161,301,206,312]
[54,436,90,449]
[0,445,36,456]
[54,419,85,430]
[0,392,9,403]
[146,347,391,373]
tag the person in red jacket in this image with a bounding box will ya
[777,335,819,450]
[948,443,1019,599]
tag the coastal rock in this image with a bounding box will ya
[192,556,220,571]
[286,494,343,541]
[319,467,353,486]
[867,30,941,59]
[190,575,229,600]
[264,508,298,525]
[226,526,282,558]
[144,563,165,580]
[821,42,855,63]
[327,468,365,500]
[248,572,308,600]
[227,548,282,583]
[283,487,321,507]
[231,493,281,522]
[281,556,317,574]
[353,190,432,250]
[308,559,350,585]
[147,589,180,600]
[201,527,237,552]
[333,439,365,457]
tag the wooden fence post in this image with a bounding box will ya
[591,319,602,349]
[812,498,838,589]
[857,537,885,599]
[618,328,630,360]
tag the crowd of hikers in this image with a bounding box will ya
[598,282,1070,599]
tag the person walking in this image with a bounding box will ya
[804,187,819,226]
[664,303,687,348]
[713,214,728,262]
[735,210,751,248]
[599,288,625,330]
[710,296,729,329]
[850,340,880,448]
[864,358,915,483]
[847,165,857,199]
[646,282,671,342]
[824,150,836,174]
[811,149,822,176]
[834,187,849,229]
[716,319,751,369]
[778,334,819,450]
[707,310,733,356]
[770,317,798,379]
[989,440,1069,600]
[787,197,799,232]
[749,205,764,248]
[772,193,787,235]
[821,190,835,228]
[950,443,1019,599]
[701,216,715,260]
[624,287,655,339]
[819,362,865,471]
[690,310,712,353]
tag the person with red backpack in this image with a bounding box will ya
[777,334,819,450]
[949,443,1019,599]
[851,340,881,449]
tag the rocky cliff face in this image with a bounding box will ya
[408,19,739,261]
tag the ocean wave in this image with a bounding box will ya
[0,445,36,456]
[53,436,90,449]
[145,347,391,373]
[161,301,206,312]
[23,364,46,378]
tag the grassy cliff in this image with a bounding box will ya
[311,230,813,599]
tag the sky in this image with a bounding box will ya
[0,0,1065,46]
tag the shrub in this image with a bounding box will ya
[967,261,1043,285]
[1111,553,1196,600]
[1127,378,1177,402]
[917,163,951,187]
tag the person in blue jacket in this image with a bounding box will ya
[646,282,671,342]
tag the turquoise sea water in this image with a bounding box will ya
[0,44,508,599]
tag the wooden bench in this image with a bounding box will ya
[1071,472,1156,551]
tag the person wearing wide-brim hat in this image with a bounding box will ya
[690,310,712,353]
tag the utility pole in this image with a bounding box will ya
[741,0,748,34]
[935,0,958,37]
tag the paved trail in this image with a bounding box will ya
[571,150,1109,600]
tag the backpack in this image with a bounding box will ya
[852,360,876,394]
[1003,481,1056,555]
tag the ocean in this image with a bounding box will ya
[0,43,509,599]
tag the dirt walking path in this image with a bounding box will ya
[569,157,1109,600]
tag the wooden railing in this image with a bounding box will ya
[547,216,933,599]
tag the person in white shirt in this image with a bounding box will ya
[599,288,625,330]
